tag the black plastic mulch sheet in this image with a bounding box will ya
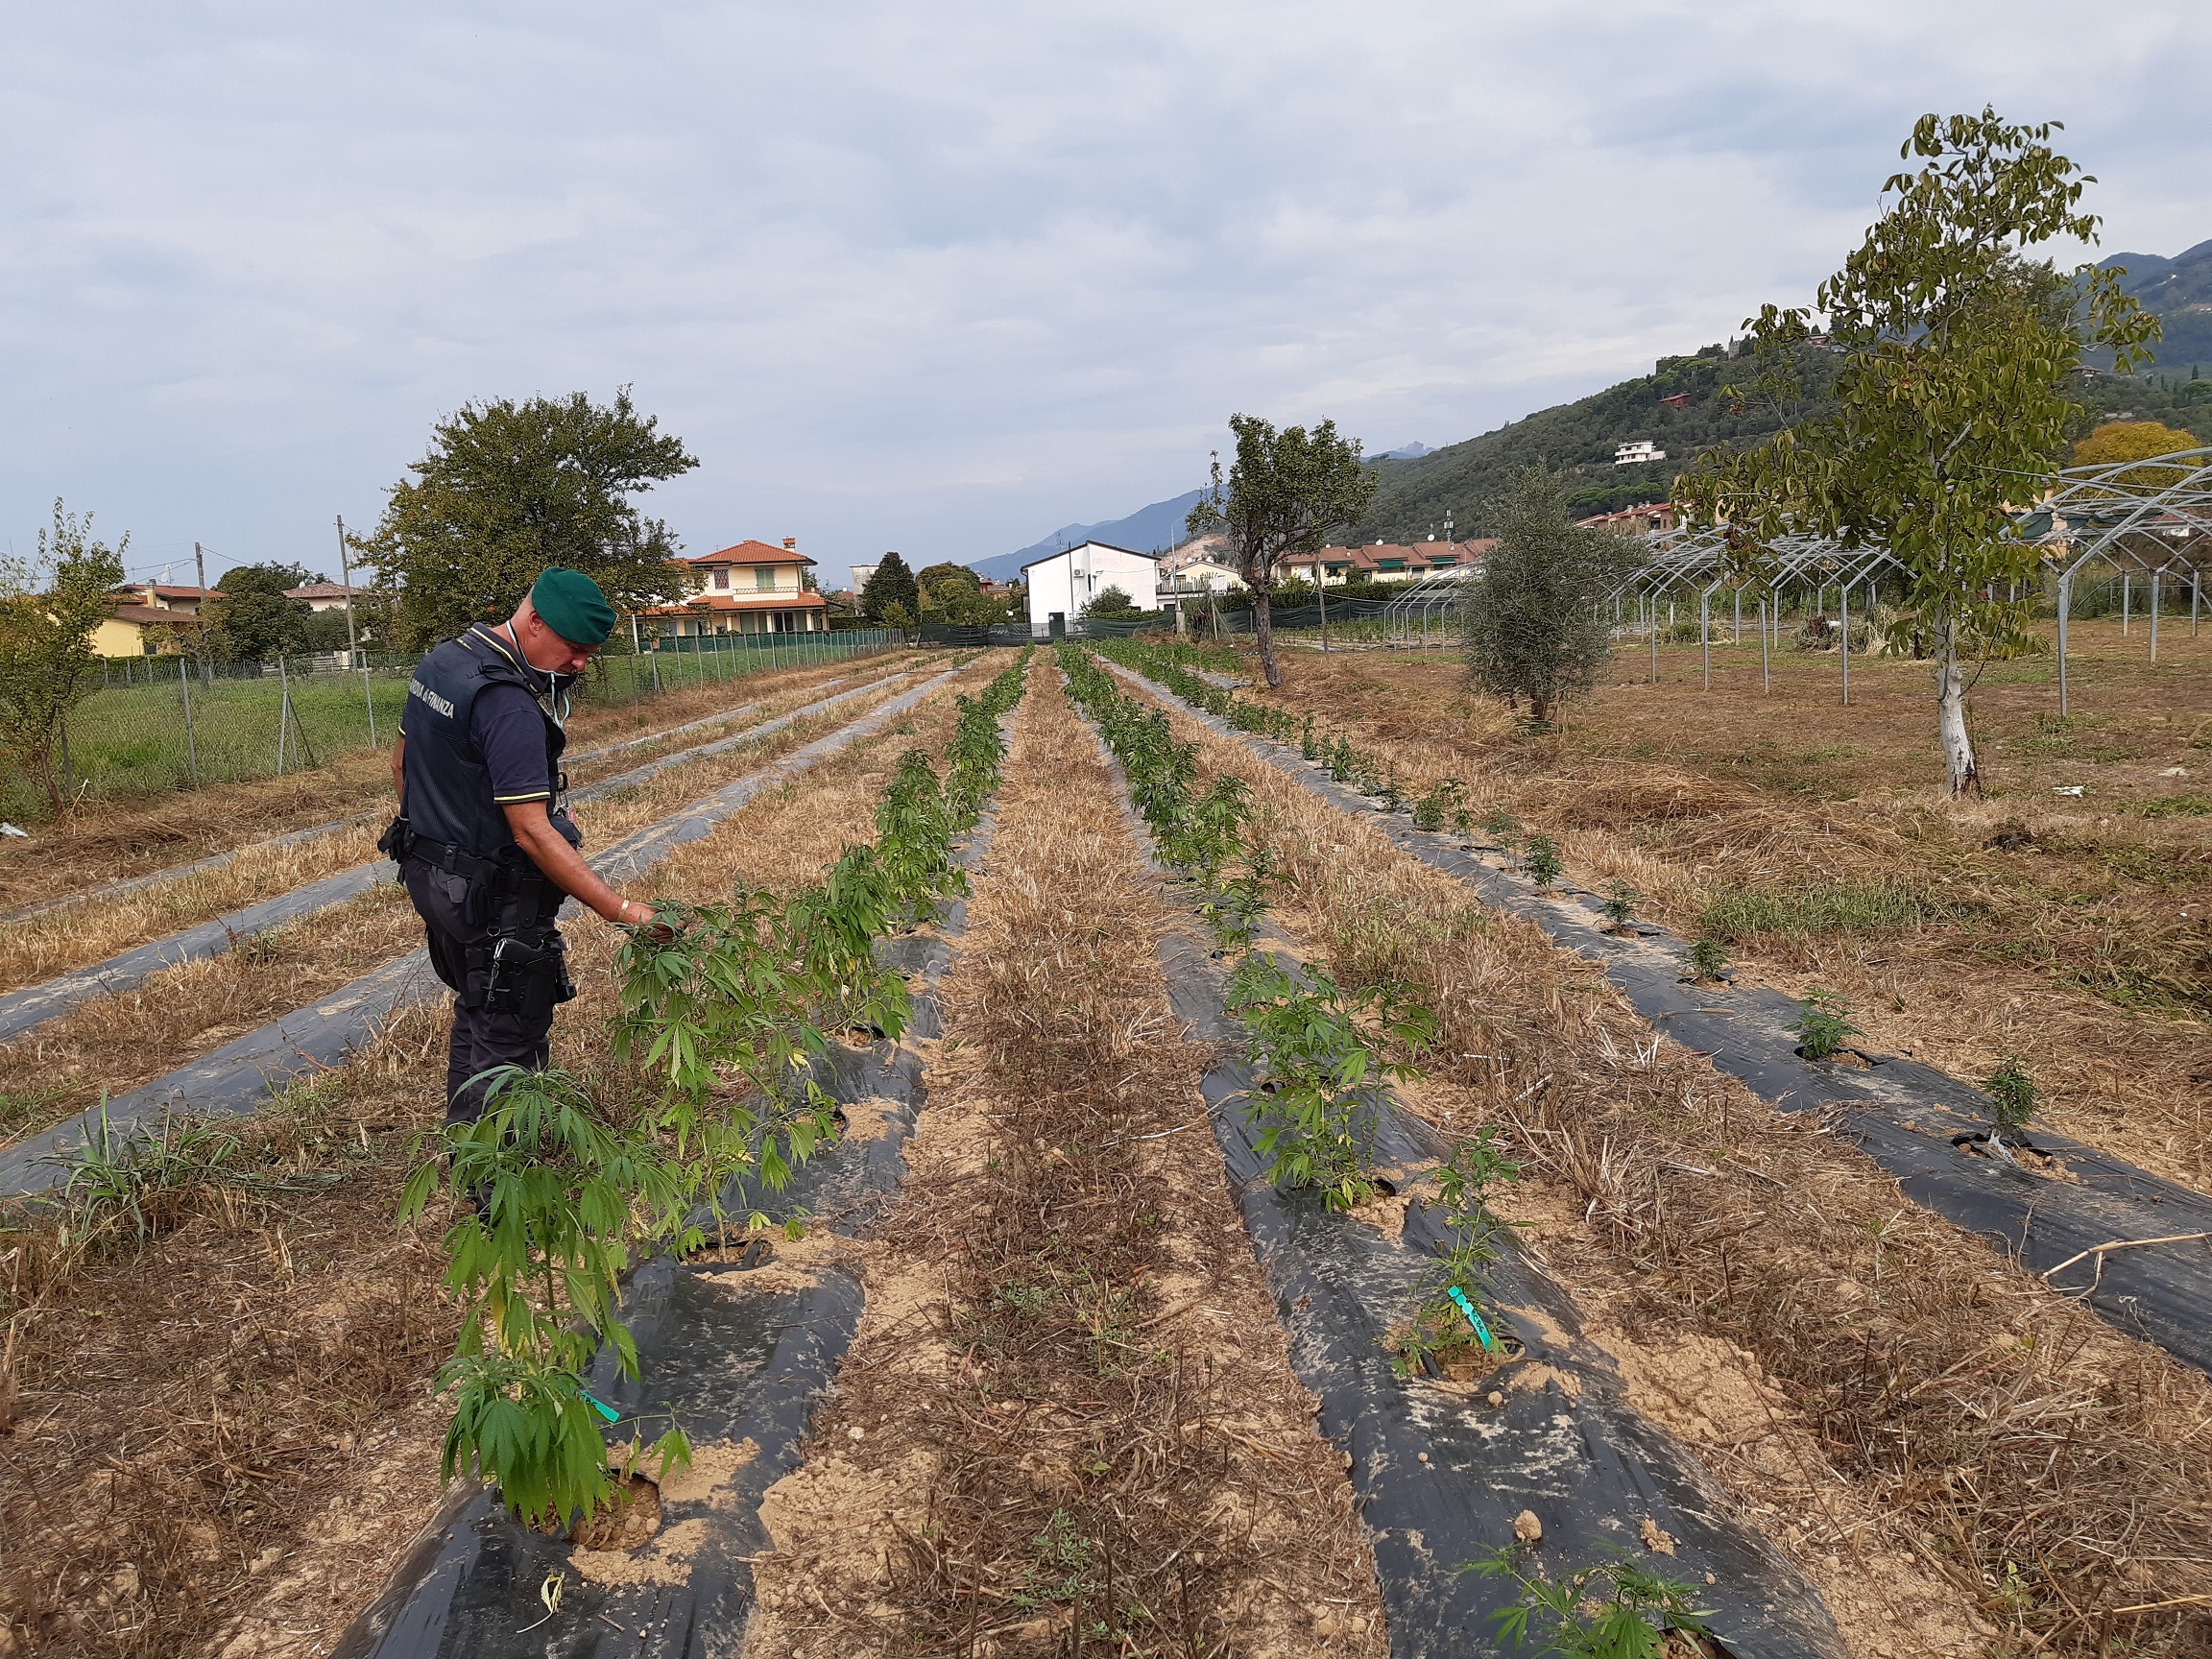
[1069,702,1845,1659]
[330,826,997,1657]
[1110,662,2212,1380]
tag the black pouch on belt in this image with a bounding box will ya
[480,929,580,1023]
[376,815,411,866]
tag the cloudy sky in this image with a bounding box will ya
[4,1,2207,588]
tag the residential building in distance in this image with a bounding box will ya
[637,538,827,637]
[1022,541,1160,626]
[850,561,879,595]
[1614,441,1667,467]
[1576,503,1676,537]
[1159,557,1246,595]
[86,582,211,656]
[1284,539,1496,586]
[285,582,361,612]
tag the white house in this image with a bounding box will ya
[1614,441,1667,467]
[1022,541,1161,626]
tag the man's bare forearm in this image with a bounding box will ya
[501,802,650,926]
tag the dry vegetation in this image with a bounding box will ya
[1122,669,2212,1656]
[750,663,1385,1657]
[0,659,998,1659]
[0,653,932,993]
[1231,620,2212,1194]
[0,668,954,1153]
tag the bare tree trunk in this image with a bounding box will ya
[1253,587,1282,689]
[1934,623,1979,797]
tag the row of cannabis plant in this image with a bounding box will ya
[398,648,1033,1530]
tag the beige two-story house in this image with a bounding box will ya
[640,538,829,637]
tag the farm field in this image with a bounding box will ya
[0,653,939,998]
[5,642,2208,1658]
[0,653,1005,1656]
[0,643,919,915]
[5,634,899,829]
[1181,619,2212,1198]
[0,661,954,1152]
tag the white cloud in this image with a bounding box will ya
[1,0,2205,578]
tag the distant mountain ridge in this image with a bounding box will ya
[975,488,1205,583]
[2099,238,2212,372]
[992,236,2207,571]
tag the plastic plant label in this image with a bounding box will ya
[1447,1285,1500,1353]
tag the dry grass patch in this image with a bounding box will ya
[1211,633,2212,1196]
[748,663,1384,1658]
[0,659,992,1659]
[0,655,930,993]
[1129,673,2212,1658]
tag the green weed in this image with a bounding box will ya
[1791,989,1859,1060]
[1467,1546,1713,1659]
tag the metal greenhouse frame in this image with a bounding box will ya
[2032,445,2212,714]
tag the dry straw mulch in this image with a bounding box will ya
[1130,671,2212,1659]
[748,661,1385,1658]
[1241,636,2212,1200]
[0,661,997,1659]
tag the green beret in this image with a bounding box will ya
[531,567,615,646]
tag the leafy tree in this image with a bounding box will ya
[353,389,698,649]
[0,501,127,810]
[2073,420,2200,467]
[1677,108,2156,797]
[205,562,319,663]
[1462,469,1630,725]
[1080,584,1140,619]
[1187,414,1379,689]
[858,551,920,625]
[914,562,980,596]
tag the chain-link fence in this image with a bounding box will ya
[8,629,906,824]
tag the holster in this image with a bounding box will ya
[464,927,579,1022]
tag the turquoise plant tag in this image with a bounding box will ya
[1447,1286,1501,1354]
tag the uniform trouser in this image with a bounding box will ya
[402,859,567,1126]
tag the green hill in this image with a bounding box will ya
[1350,344,1840,541]
[1353,245,2212,542]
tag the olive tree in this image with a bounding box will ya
[0,501,127,810]
[1462,469,1629,726]
[1677,108,2156,796]
[1186,414,1379,689]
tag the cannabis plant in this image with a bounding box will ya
[1983,1057,2037,1152]
[1599,880,1637,930]
[1791,989,1860,1060]
[1467,1546,1714,1659]
[1523,834,1563,888]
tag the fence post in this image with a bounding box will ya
[180,656,200,785]
[1839,581,1851,705]
[276,657,290,776]
[2150,570,2160,664]
[2056,571,2072,717]
[1761,596,1771,693]
[363,658,377,747]
[60,716,74,801]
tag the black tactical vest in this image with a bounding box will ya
[399,625,573,863]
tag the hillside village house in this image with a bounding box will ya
[638,539,827,638]
[1022,541,1161,626]
[285,582,361,612]
[1283,539,1496,586]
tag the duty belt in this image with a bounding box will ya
[387,820,546,896]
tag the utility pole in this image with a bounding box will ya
[194,541,212,687]
[334,516,360,661]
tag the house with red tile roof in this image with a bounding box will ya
[637,538,828,637]
[1284,539,1496,586]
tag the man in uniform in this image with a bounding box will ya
[383,567,669,1126]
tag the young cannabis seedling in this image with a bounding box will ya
[1599,880,1637,930]
[1982,1057,2037,1153]
[1412,777,1466,832]
[1228,955,1435,1211]
[1467,1546,1715,1659]
[1300,714,1318,761]
[1398,1126,1526,1376]
[1684,937,1729,981]
[1791,989,1860,1061]
[1479,805,1522,845]
[1523,833,1563,888]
